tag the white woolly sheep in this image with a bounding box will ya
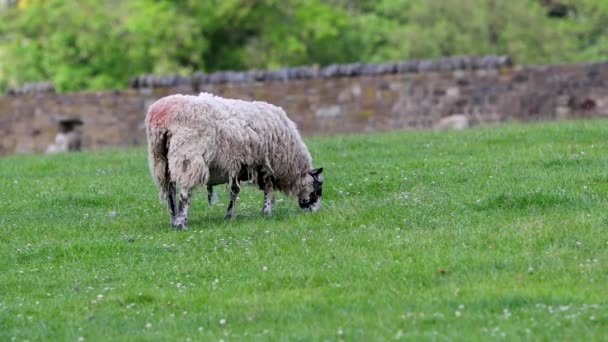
[145,92,324,229]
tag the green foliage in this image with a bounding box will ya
[341,0,599,63]
[0,0,607,91]
[1,120,608,340]
[0,0,202,91]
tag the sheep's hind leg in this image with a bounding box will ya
[172,187,192,230]
[225,177,240,219]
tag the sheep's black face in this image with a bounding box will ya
[298,168,323,212]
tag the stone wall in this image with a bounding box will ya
[0,56,607,155]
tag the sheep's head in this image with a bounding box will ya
[298,168,323,212]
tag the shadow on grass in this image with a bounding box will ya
[46,193,110,209]
[541,158,585,169]
[448,294,580,312]
[155,206,304,231]
[473,192,576,212]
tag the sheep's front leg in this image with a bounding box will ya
[167,181,177,221]
[206,185,216,206]
[261,176,274,216]
[172,187,192,230]
[225,178,240,219]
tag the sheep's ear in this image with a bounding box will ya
[309,168,323,176]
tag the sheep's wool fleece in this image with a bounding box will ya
[146,93,314,196]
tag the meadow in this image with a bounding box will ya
[1,120,607,341]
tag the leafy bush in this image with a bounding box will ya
[0,0,606,92]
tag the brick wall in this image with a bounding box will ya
[0,57,607,155]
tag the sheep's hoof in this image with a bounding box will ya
[173,223,188,230]
[261,207,272,216]
[172,217,188,230]
[208,193,218,207]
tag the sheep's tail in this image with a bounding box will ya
[146,127,172,201]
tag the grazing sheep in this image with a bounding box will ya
[145,93,324,229]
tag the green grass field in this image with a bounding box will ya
[1,120,607,341]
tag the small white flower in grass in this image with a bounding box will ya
[262,266,268,272]
[97,294,104,300]
[145,323,152,329]
[108,211,117,218]
[576,241,582,246]
[219,318,227,326]
[77,337,85,342]
[458,304,465,310]
[198,327,204,332]
[337,328,344,337]
[176,283,183,288]
[528,266,534,273]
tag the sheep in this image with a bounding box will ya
[145,92,324,229]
